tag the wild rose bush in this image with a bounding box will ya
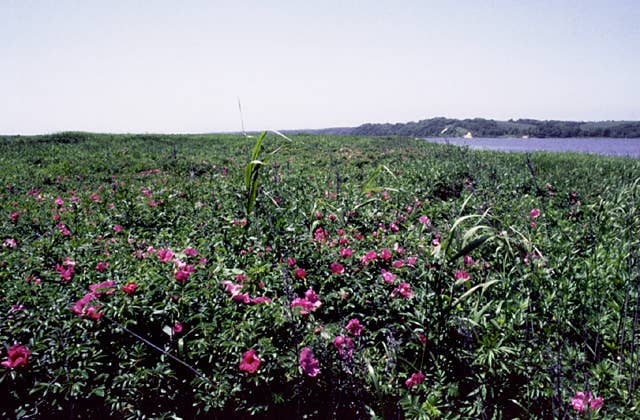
[1,132,639,418]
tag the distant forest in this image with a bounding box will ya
[298,118,640,138]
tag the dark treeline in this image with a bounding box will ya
[307,118,640,138]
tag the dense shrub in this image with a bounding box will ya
[1,133,639,418]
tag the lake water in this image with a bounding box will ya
[421,137,640,159]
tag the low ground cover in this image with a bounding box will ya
[1,132,639,418]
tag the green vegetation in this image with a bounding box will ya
[1,132,639,418]
[299,117,640,138]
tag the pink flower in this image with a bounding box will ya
[57,223,70,236]
[305,289,321,305]
[571,391,604,412]
[463,255,475,266]
[405,372,424,388]
[419,216,430,225]
[95,261,109,272]
[454,271,470,281]
[330,262,345,275]
[345,318,363,336]
[3,238,16,248]
[250,296,271,304]
[313,227,328,242]
[233,293,250,304]
[157,248,174,262]
[239,349,262,373]
[291,288,322,315]
[172,322,183,334]
[121,282,138,295]
[55,263,74,282]
[391,282,413,299]
[287,257,297,267]
[71,292,102,320]
[380,248,392,261]
[222,280,247,303]
[530,208,540,220]
[174,265,195,283]
[392,259,405,268]
[54,197,64,206]
[89,280,116,295]
[9,211,19,223]
[294,267,307,279]
[381,269,396,284]
[406,256,418,266]
[221,280,269,305]
[113,225,122,233]
[299,347,320,377]
[184,247,199,257]
[90,193,100,202]
[340,248,352,258]
[2,344,30,369]
[333,335,354,360]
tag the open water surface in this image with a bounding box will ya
[422,137,640,158]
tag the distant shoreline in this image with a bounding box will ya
[421,136,640,158]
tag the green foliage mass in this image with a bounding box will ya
[344,117,640,138]
[0,132,639,418]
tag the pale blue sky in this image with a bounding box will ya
[1,0,638,134]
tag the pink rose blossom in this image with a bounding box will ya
[291,289,322,315]
[333,335,354,360]
[340,248,352,258]
[345,318,363,336]
[330,262,345,275]
[530,208,540,220]
[299,347,320,377]
[454,271,470,281]
[381,269,396,284]
[184,247,199,257]
[71,292,102,320]
[175,265,195,283]
[405,372,425,388]
[157,248,174,262]
[95,261,109,272]
[89,280,116,295]
[2,344,30,369]
[380,248,392,261]
[121,282,138,294]
[392,259,405,268]
[239,349,262,373]
[55,263,74,282]
[391,282,413,299]
[463,255,475,266]
[572,391,604,412]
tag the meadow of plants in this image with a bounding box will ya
[1,132,639,419]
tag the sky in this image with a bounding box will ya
[1,0,639,134]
